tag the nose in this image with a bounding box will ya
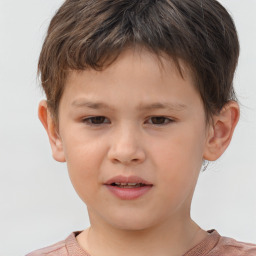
[107,124,146,166]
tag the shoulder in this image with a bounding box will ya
[185,230,256,256]
[25,231,84,256]
[25,238,68,256]
[210,235,256,256]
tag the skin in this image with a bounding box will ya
[39,48,239,256]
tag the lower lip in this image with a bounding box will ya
[105,185,152,200]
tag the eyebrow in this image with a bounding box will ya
[137,102,187,111]
[71,99,187,112]
[72,100,115,111]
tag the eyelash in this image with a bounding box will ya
[82,116,174,126]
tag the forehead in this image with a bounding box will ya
[66,48,194,89]
[60,49,202,116]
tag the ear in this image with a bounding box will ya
[38,100,66,162]
[203,101,240,161]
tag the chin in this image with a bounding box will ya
[105,212,161,231]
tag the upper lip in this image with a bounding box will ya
[105,175,153,185]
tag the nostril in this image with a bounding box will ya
[108,145,146,165]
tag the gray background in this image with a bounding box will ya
[0,0,255,255]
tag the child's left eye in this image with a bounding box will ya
[146,116,174,125]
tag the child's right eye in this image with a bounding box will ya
[82,116,110,126]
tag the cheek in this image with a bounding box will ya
[63,129,106,168]
[152,125,205,188]
[62,133,107,199]
[155,129,204,167]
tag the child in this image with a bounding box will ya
[27,0,256,255]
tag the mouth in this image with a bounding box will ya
[104,175,153,200]
[105,175,153,187]
[110,182,148,188]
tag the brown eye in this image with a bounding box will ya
[148,116,173,125]
[83,116,109,125]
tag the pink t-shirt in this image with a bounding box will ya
[26,230,256,256]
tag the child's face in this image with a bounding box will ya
[53,49,212,230]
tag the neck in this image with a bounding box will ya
[77,215,207,256]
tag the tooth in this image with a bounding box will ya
[121,183,127,186]
[115,182,121,185]
[127,183,137,186]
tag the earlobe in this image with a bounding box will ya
[38,100,66,162]
[203,101,240,161]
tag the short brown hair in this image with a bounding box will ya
[38,0,239,123]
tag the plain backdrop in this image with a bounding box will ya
[0,0,255,255]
